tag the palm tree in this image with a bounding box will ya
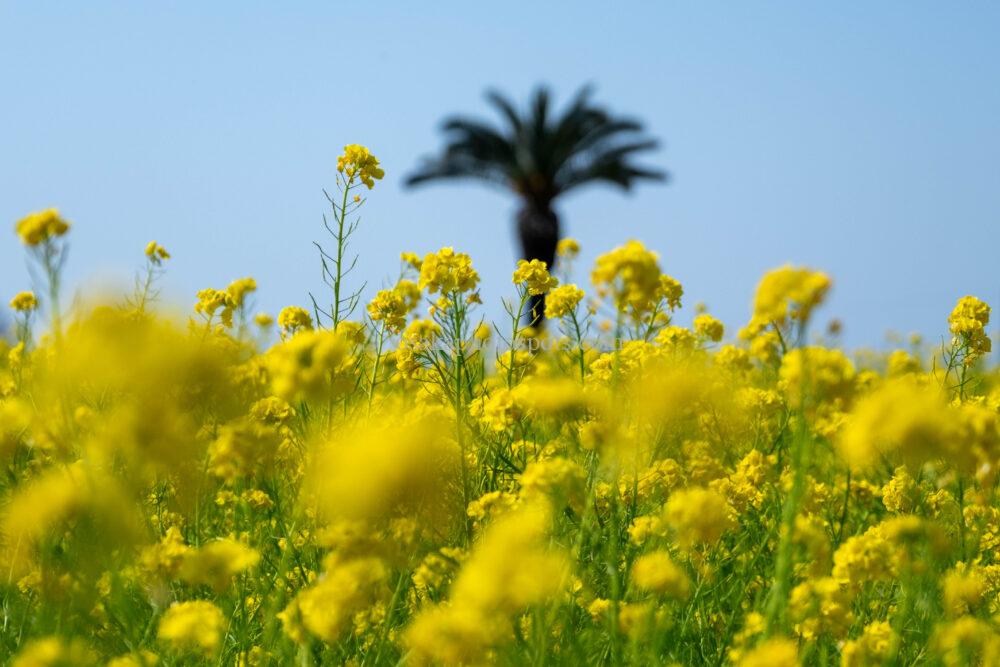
[405,85,667,324]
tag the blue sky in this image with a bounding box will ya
[2,2,998,349]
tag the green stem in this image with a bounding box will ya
[41,240,63,343]
[450,295,472,543]
[367,323,387,414]
[571,309,586,383]
[332,175,354,329]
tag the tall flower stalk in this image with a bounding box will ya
[311,145,384,330]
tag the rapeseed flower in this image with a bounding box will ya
[591,239,664,318]
[664,486,735,548]
[749,264,830,333]
[630,551,690,598]
[418,246,480,295]
[556,237,580,260]
[512,258,558,295]
[545,284,585,319]
[737,638,799,667]
[157,600,225,656]
[367,288,409,333]
[144,241,170,263]
[948,295,991,360]
[12,637,96,667]
[15,208,70,246]
[336,144,385,189]
[9,291,38,312]
[277,305,313,337]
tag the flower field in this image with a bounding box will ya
[3,147,999,666]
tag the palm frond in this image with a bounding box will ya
[406,85,666,202]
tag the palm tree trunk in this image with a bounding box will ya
[516,203,560,328]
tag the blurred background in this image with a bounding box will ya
[2,2,998,349]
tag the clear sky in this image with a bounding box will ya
[2,2,998,349]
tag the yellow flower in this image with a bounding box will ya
[336,144,385,189]
[887,349,922,376]
[157,600,225,656]
[254,312,273,328]
[587,598,612,621]
[0,464,131,579]
[15,208,71,246]
[832,524,897,589]
[749,264,831,332]
[140,526,192,580]
[948,295,991,360]
[412,548,465,598]
[394,279,421,311]
[267,329,354,402]
[404,505,569,664]
[467,491,520,526]
[545,284,585,319]
[838,378,953,469]
[942,563,987,617]
[747,329,781,364]
[556,237,580,260]
[470,387,523,431]
[194,288,234,327]
[931,616,1000,667]
[242,488,274,510]
[841,621,897,667]
[12,636,97,667]
[144,241,170,262]
[630,550,690,598]
[367,288,409,333]
[737,638,799,667]
[512,259,559,295]
[418,247,480,295]
[336,320,367,345]
[9,291,38,313]
[517,457,587,513]
[658,274,684,311]
[949,295,991,335]
[788,576,853,639]
[249,396,294,425]
[277,306,313,338]
[693,313,724,342]
[473,321,492,342]
[281,557,387,643]
[881,466,921,513]
[779,346,855,407]
[207,419,280,483]
[664,486,735,548]
[395,318,442,377]
[305,415,459,524]
[715,345,752,373]
[591,240,663,318]
[106,650,159,667]
[656,325,697,352]
[400,251,423,271]
[226,277,257,309]
[180,539,260,592]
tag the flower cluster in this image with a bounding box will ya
[512,258,559,295]
[144,240,171,264]
[545,283,585,319]
[949,295,992,360]
[336,144,385,189]
[15,208,71,246]
[418,246,480,296]
[9,292,37,313]
[746,264,831,336]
